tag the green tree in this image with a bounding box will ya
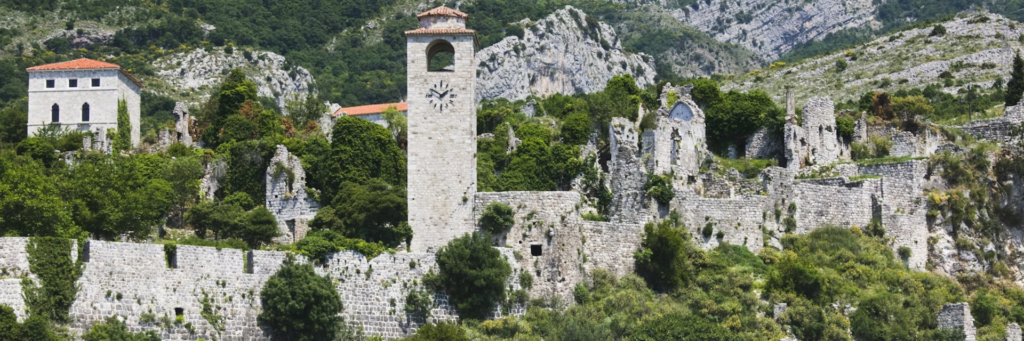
[112,98,132,152]
[240,207,280,248]
[0,107,27,144]
[310,116,406,204]
[258,259,343,341]
[430,232,511,320]
[560,112,590,145]
[164,156,204,228]
[16,137,56,166]
[634,218,692,291]
[0,304,21,340]
[184,200,245,240]
[284,92,326,127]
[82,316,160,341]
[1006,50,1024,107]
[835,59,848,72]
[311,179,409,247]
[63,155,173,240]
[382,105,407,149]
[224,140,273,204]
[197,69,261,147]
[0,154,79,237]
[479,202,515,234]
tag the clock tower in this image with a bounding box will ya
[405,6,477,252]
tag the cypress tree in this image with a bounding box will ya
[112,98,132,151]
[1006,50,1024,107]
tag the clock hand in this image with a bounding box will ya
[438,89,451,99]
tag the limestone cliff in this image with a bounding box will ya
[475,6,656,101]
[671,0,877,60]
[152,47,315,111]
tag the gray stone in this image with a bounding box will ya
[1007,323,1022,341]
[937,302,976,341]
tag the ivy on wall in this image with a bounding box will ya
[22,237,84,324]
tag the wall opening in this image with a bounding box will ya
[174,308,184,317]
[530,244,543,256]
[81,103,90,122]
[426,40,455,72]
[164,244,178,269]
[51,104,60,122]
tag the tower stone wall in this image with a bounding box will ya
[406,9,478,252]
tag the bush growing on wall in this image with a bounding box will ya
[480,202,515,234]
[634,218,693,291]
[258,257,343,341]
[643,173,675,205]
[23,237,83,324]
[425,232,511,320]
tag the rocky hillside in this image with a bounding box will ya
[148,47,315,110]
[476,6,656,101]
[672,0,877,60]
[722,12,1022,107]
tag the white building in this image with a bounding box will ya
[26,58,143,147]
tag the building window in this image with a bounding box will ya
[51,104,60,122]
[46,79,55,88]
[69,79,78,88]
[82,103,90,122]
[91,78,100,87]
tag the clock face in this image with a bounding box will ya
[426,80,457,112]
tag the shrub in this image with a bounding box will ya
[479,202,515,234]
[83,316,161,341]
[24,237,82,324]
[851,142,871,160]
[702,223,714,238]
[431,233,512,320]
[632,312,738,341]
[634,219,692,291]
[643,173,675,205]
[715,231,725,239]
[573,283,592,304]
[930,24,947,37]
[835,59,848,72]
[404,289,433,319]
[518,271,533,289]
[258,258,343,341]
[405,322,467,341]
[561,112,590,145]
[866,218,885,238]
[296,235,340,262]
[239,207,280,248]
[836,116,855,141]
[898,246,912,259]
[783,217,797,233]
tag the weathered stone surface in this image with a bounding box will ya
[937,302,976,341]
[475,6,655,101]
[154,48,314,110]
[1007,323,1022,341]
[672,0,876,60]
[266,145,320,244]
[644,83,707,179]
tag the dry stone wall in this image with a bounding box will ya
[938,302,977,341]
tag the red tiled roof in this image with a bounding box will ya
[26,58,120,70]
[334,102,407,117]
[404,27,476,36]
[26,58,144,88]
[417,6,468,19]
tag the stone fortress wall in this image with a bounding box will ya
[0,238,487,340]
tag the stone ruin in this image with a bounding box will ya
[641,83,707,180]
[938,302,976,341]
[265,145,320,244]
[784,91,842,169]
[153,103,194,151]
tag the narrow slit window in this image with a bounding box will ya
[82,103,90,122]
[51,104,60,122]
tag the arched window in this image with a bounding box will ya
[82,103,90,122]
[426,40,455,72]
[51,104,59,123]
